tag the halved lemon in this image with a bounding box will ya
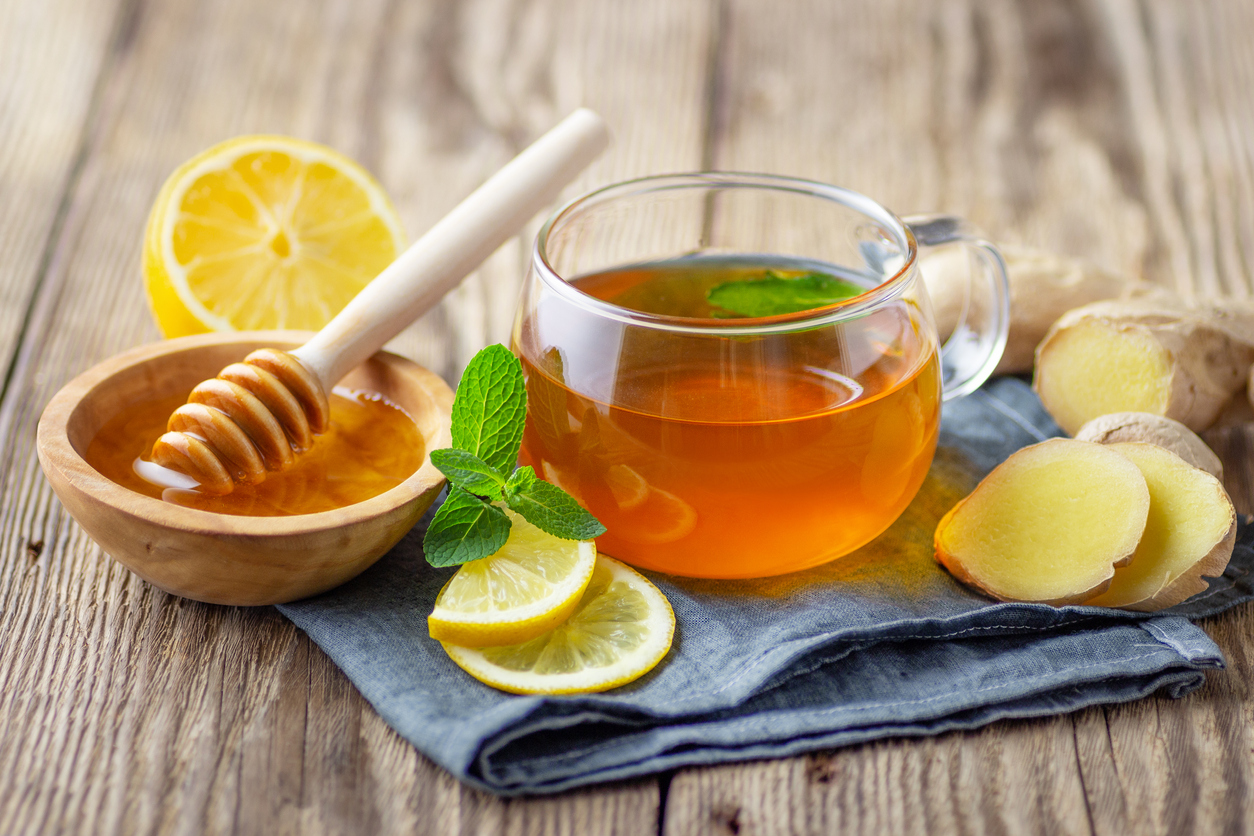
[143,135,406,337]
[427,508,597,648]
[442,556,675,694]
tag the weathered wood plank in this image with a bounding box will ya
[662,721,1104,836]
[1100,0,1254,300]
[705,0,1153,276]
[0,0,126,371]
[385,0,715,381]
[0,0,712,832]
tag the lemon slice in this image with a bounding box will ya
[427,509,597,648]
[606,464,648,510]
[143,135,406,337]
[617,486,698,544]
[442,556,675,694]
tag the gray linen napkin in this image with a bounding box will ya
[279,377,1254,795]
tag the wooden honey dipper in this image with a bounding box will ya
[148,109,609,496]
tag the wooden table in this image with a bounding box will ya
[4,1,1254,833]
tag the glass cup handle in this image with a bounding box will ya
[903,214,1011,401]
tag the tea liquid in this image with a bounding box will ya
[86,388,425,516]
[517,256,941,578]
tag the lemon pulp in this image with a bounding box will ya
[427,509,597,648]
[144,135,405,336]
[442,557,675,694]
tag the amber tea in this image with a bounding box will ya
[516,255,942,578]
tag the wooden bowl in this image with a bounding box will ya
[36,331,453,606]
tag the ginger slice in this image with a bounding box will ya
[1033,317,1174,435]
[1074,412,1223,480]
[934,439,1150,605]
[1034,300,1254,434]
[1085,443,1236,611]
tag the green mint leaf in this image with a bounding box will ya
[450,344,526,476]
[429,448,506,499]
[705,271,865,317]
[505,468,607,541]
[423,486,511,567]
[503,463,539,497]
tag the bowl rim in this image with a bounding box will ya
[37,330,452,537]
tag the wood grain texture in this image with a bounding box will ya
[0,0,129,491]
[0,0,707,831]
[0,0,124,364]
[5,0,1254,833]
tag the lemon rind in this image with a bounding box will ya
[426,539,597,647]
[442,557,676,695]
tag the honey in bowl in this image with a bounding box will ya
[515,255,942,579]
[85,387,426,516]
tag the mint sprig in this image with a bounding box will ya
[706,270,865,318]
[423,344,607,567]
[424,487,511,568]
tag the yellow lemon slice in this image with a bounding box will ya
[442,556,675,694]
[427,508,597,648]
[143,135,406,337]
[606,464,648,510]
[617,486,698,544]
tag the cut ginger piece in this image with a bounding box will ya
[1033,318,1174,435]
[1034,300,1254,434]
[934,438,1150,605]
[1085,443,1236,611]
[1073,412,1222,480]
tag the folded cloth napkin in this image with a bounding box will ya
[279,377,1254,795]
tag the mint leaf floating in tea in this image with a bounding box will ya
[706,270,865,318]
[424,344,606,567]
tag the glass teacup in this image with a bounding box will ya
[512,173,1008,578]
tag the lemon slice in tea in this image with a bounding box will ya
[427,509,597,648]
[442,556,675,694]
[143,135,406,337]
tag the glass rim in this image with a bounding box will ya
[532,171,920,336]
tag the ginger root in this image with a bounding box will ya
[1033,298,1254,435]
[1074,412,1223,480]
[1084,443,1235,611]
[934,439,1150,605]
[920,244,1145,375]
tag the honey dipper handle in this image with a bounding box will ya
[291,108,610,388]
